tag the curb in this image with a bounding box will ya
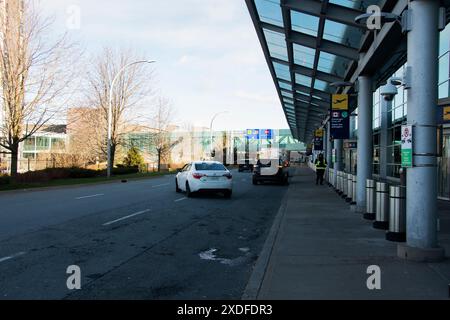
[241,183,290,300]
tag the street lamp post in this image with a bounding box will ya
[107,60,155,178]
[209,111,229,159]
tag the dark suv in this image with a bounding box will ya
[252,158,290,185]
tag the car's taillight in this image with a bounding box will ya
[223,173,232,180]
[192,173,206,179]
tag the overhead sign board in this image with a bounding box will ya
[260,129,274,140]
[314,128,324,151]
[246,129,274,140]
[330,94,350,139]
[246,129,260,140]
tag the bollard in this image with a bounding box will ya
[328,169,333,187]
[373,182,389,230]
[351,175,357,205]
[337,172,343,195]
[346,173,353,203]
[335,171,340,192]
[364,179,376,220]
[386,186,406,242]
[341,172,348,199]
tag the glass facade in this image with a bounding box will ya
[366,23,450,181]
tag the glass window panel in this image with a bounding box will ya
[293,44,316,69]
[440,22,450,56]
[296,91,310,98]
[291,11,319,37]
[374,88,380,104]
[439,81,450,99]
[279,81,292,90]
[281,91,293,99]
[314,79,330,92]
[439,52,449,84]
[317,51,350,77]
[323,19,362,48]
[295,74,312,87]
[255,0,283,27]
[263,29,288,61]
[283,98,294,104]
[273,62,291,81]
[329,0,368,10]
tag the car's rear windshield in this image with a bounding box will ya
[195,163,227,171]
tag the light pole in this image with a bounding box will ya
[209,111,229,159]
[107,60,155,178]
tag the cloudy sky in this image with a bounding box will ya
[39,0,288,131]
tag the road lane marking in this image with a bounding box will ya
[102,209,151,226]
[152,183,170,188]
[0,252,26,264]
[175,197,187,202]
[76,194,104,200]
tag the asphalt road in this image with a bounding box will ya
[0,170,288,299]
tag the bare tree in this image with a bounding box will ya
[150,97,181,172]
[0,0,80,176]
[85,47,154,169]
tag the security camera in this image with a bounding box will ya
[380,82,398,101]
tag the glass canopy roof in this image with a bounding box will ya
[247,0,382,141]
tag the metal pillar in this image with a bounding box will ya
[356,76,373,212]
[326,122,332,172]
[398,0,445,261]
[379,96,392,180]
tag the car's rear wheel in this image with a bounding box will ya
[224,190,232,199]
[186,182,193,198]
[175,179,181,193]
[252,178,259,185]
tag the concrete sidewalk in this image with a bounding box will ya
[244,167,450,300]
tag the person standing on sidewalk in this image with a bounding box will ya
[315,153,327,185]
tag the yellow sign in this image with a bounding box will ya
[315,129,324,138]
[332,94,349,111]
[444,106,450,121]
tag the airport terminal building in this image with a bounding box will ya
[246,0,450,261]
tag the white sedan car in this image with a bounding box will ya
[175,161,233,198]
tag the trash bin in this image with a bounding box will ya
[386,186,406,242]
[364,179,376,220]
[351,175,357,205]
[374,182,389,230]
[346,174,353,203]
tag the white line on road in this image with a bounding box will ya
[0,252,26,264]
[76,194,105,200]
[152,183,170,188]
[102,209,151,226]
[175,197,187,202]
